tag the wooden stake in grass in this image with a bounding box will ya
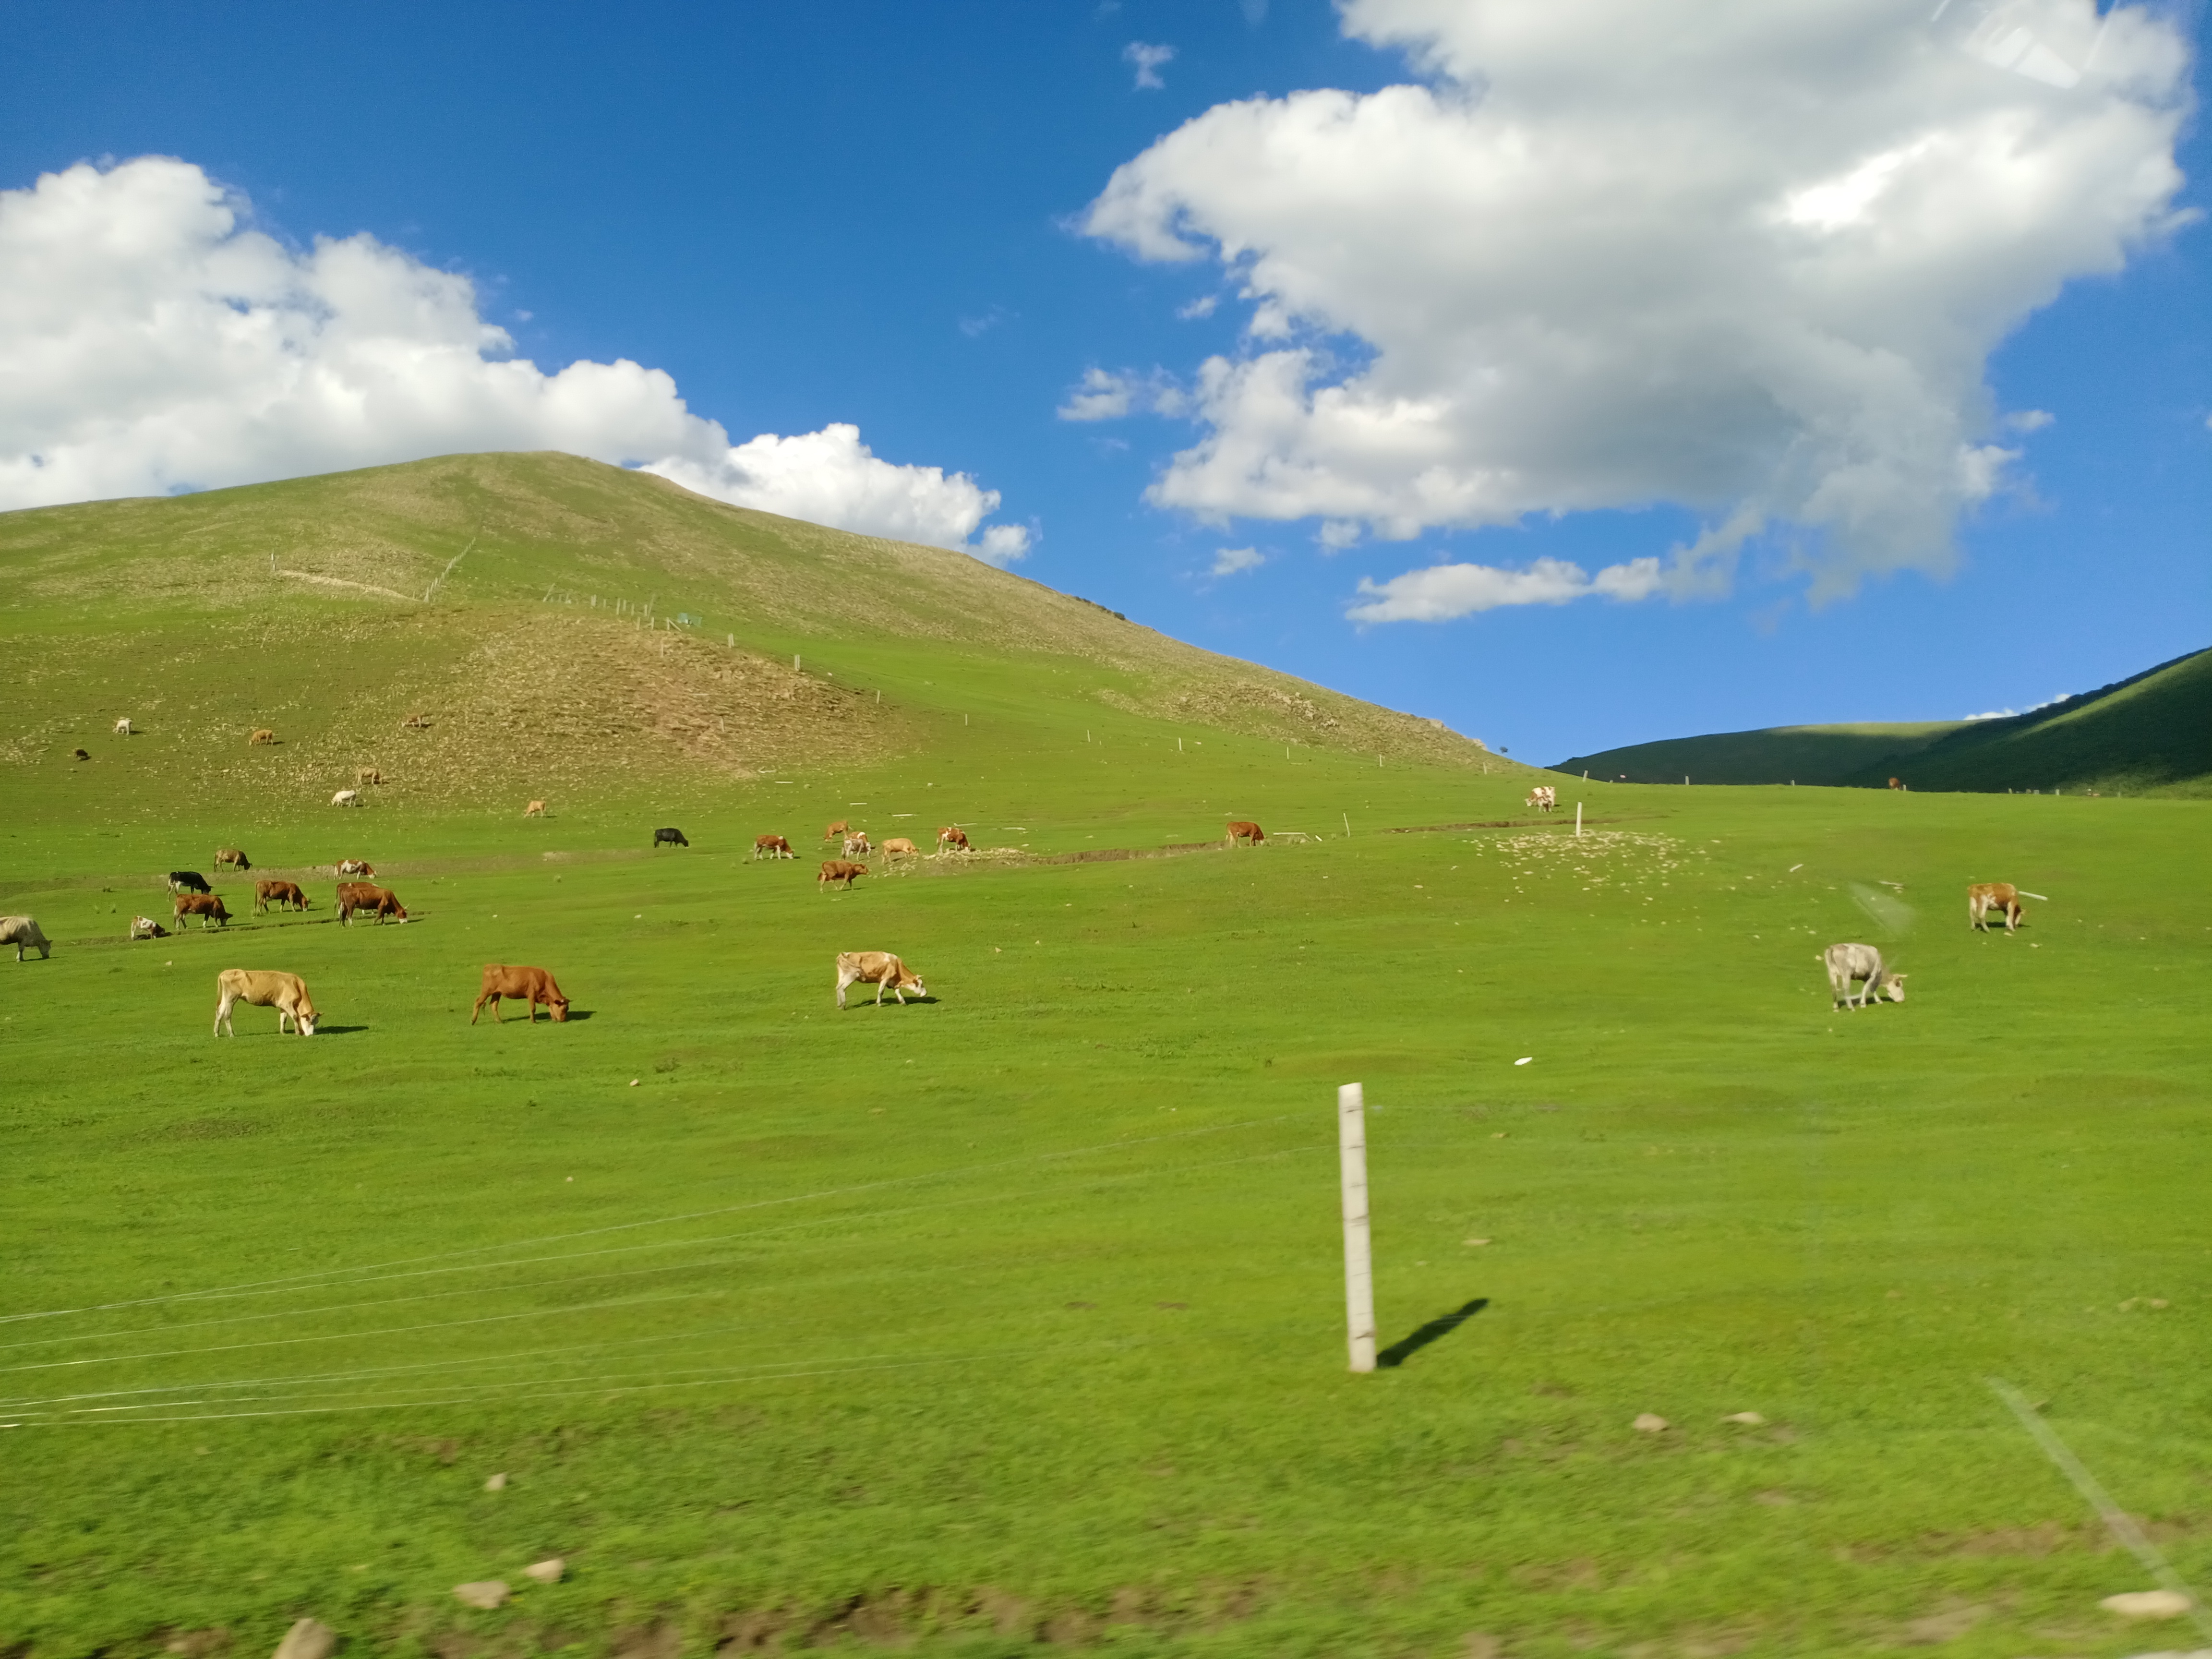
[1339,1083,1377,1374]
[1575,801,1583,838]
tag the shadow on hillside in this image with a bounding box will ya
[1378,1297,1490,1369]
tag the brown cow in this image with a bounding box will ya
[1226,820,1266,847]
[881,837,919,859]
[471,964,570,1024]
[937,826,970,853]
[215,846,252,872]
[835,951,927,1008]
[214,969,318,1036]
[1969,882,2026,934]
[249,728,277,745]
[254,879,310,914]
[337,881,407,926]
[524,800,546,817]
[1887,777,1902,790]
[818,860,868,892]
[174,893,232,929]
[356,767,384,786]
[824,819,851,842]
[753,834,794,860]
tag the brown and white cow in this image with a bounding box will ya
[174,893,232,930]
[336,881,407,925]
[1819,942,1906,1010]
[1225,820,1265,847]
[753,834,794,860]
[214,969,318,1036]
[1526,786,1557,813]
[824,819,851,842]
[1968,882,2026,933]
[1,916,52,960]
[129,915,168,940]
[937,826,970,853]
[254,879,310,914]
[215,846,252,872]
[842,832,874,858]
[337,859,375,878]
[471,964,570,1024]
[881,837,919,859]
[818,860,869,892]
[834,951,927,1008]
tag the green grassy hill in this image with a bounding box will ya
[2,458,2209,1659]
[1555,647,2212,797]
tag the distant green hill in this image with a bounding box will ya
[1555,646,2212,796]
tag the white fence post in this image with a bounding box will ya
[1575,801,1583,838]
[1339,1082,1377,1373]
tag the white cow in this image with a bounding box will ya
[114,717,133,736]
[842,832,874,859]
[1,916,51,961]
[214,969,319,1036]
[1819,943,1906,1010]
[332,788,361,808]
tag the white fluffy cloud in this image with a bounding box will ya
[1209,545,1266,577]
[1348,554,1661,622]
[1123,42,1176,90]
[1082,0,2192,605]
[1056,366,1189,423]
[0,156,1028,561]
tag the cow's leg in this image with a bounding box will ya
[215,992,234,1037]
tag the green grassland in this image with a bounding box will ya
[3,461,2210,1659]
[1555,648,2212,798]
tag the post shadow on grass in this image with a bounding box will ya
[1377,1297,1490,1368]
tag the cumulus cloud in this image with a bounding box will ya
[1082,0,2192,604]
[0,156,1028,560]
[1347,554,1662,622]
[1056,366,1188,422]
[1123,42,1176,89]
[1209,545,1265,577]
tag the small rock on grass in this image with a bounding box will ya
[1723,1411,1767,1426]
[452,1581,511,1610]
[2102,1589,2195,1620]
[524,1558,565,1584]
[1633,1413,1669,1433]
[272,1618,337,1659]
[483,1472,507,1491]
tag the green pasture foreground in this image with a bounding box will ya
[2,773,2209,1659]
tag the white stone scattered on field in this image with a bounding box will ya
[524,1557,565,1584]
[1633,1413,1669,1433]
[1514,1057,1533,1066]
[483,1472,507,1491]
[629,1079,639,1087]
[2101,1589,2194,1620]
[1723,1411,1767,1426]
[271,1618,338,1659]
[1464,1238,1492,1247]
[453,1580,511,1610]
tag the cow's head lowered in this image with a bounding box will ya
[1878,973,1907,1003]
[293,989,320,1036]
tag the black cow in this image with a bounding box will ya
[652,827,690,850]
[168,870,212,895]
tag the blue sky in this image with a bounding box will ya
[3,0,2205,762]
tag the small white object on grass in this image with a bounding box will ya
[629,1079,639,1087]
[1723,1411,1767,1426]
[523,1558,565,1585]
[2100,1588,2194,1620]
[1464,1238,1492,1247]
[483,1472,506,1491]
[452,1581,510,1610]
[272,1618,339,1659]
[1633,1413,1669,1433]
[1515,1056,1533,1066]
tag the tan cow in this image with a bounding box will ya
[824,819,851,842]
[1,916,52,960]
[937,826,970,853]
[249,728,277,745]
[356,767,384,786]
[1969,882,2026,933]
[215,846,252,872]
[174,893,232,929]
[472,964,570,1024]
[1225,820,1265,847]
[882,837,920,859]
[818,860,869,892]
[331,788,361,808]
[1819,943,1906,1010]
[336,881,407,926]
[753,834,794,860]
[214,969,318,1036]
[254,879,310,914]
[401,712,432,730]
[524,800,546,817]
[835,950,927,1008]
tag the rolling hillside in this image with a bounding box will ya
[1555,646,2212,796]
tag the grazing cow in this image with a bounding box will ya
[254,879,310,914]
[818,859,868,892]
[337,859,374,878]
[71,747,89,761]
[653,826,690,850]
[471,964,570,1024]
[1969,882,2026,934]
[129,915,168,940]
[1,916,52,961]
[401,712,432,730]
[213,968,317,1037]
[1225,820,1266,847]
[842,832,873,858]
[824,819,851,842]
[249,728,277,745]
[524,800,546,817]
[1888,777,1902,790]
[1526,786,1557,814]
[882,837,919,859]
[114,717,133,736]
[332,788,361,808]
[1819,942,1905,1010]
[937,826,970,853]
[835,950,927,1008]
[174,893,232,930]
[355,767,384,787]
[215,847,252,872]
[169,870,213,895]
[336,881,407,926]
[753,834,794,860]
